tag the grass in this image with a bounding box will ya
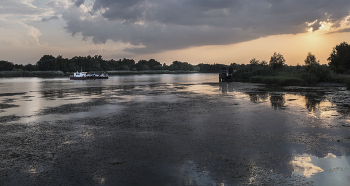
[233,64,350,86]
[249,76,305,86]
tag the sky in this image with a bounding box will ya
[1,0,350,66]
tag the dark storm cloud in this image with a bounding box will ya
[73,0,85,7]
[62,0,350,54]
[92,0,146,22]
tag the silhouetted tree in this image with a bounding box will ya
[197,63,228,72]
[162,63,168,70]
[249,58,259,66]
[260,60,268,66]
[56,55,69,72]
[0,60,14,71]
[14,64,23,70]
[22,63,37,71]
[108,59,118,70]
[36,55,59,71]
[142,65,150,70]
[304,52,319,66]
[269,52,285,70]
[121,65,129,70]
[147,59,161,69]
[153,65,163,70]
[120,58,135,70]
[136,60,148,71]
[229,63,239,70]
[328,42,350,73]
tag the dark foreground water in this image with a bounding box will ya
[0,74,350,186]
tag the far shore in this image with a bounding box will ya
[0,70,200,78]
[1,70,348,88]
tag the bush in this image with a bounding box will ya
[249,76,305,86]
[277,76,305,86]
[306,64,331,82]
[153,65,163,70]
[300,73,319,85]
[262,77,280,84]
[249,76,263,83]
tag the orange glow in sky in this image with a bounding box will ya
[136,31,350,66]
[1,0,350,66]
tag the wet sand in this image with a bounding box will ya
[0,75,350,185]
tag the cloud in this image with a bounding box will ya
[0,18,42,46]
[73,0,85,7]
[60,0,350,54]
[0,0,46,15]
[41,16,60,22]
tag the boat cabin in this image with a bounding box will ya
[73,71,87,77]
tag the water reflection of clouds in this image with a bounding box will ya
[290,153,350,185]
[2,75,350,185]
[291,155,324,178]
[185,84,222,95]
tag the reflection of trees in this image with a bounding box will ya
[40,85,104,99]
[270,93,285,109]
[328,91,350,116]
[219,83,235,93]
[303,92,325,112]
[304,96,321,111]
[248,92,268,102]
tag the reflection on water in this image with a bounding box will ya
[1,76,349,125]
[1,75,350,185]
[270,93,285,109]
[291,155,324,178]
[291,153,350,185]
[242,87,350,121]
[219,83,234,93]
[303,92,325,112]
[177,160,214,186]
[9,104,124,124]
[248,92,268,102]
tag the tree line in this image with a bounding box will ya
[0,55,199,72]
[1,41,350,76]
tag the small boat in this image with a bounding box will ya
[70,71,108,80]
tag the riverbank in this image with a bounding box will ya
[235,71,350,87]
[0,70,199,78]
[2,69,349,89]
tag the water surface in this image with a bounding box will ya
[0,74,349,185]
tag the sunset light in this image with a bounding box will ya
[0,0,349,66]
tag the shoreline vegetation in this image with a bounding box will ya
[0,70,200,78]
[1,41,350,88]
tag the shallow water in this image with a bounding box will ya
[0,74,350,185]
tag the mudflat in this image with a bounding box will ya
[0,75,350,185]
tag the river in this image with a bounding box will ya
[1,74,350,185]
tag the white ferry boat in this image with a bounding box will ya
[70,71,108,80]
